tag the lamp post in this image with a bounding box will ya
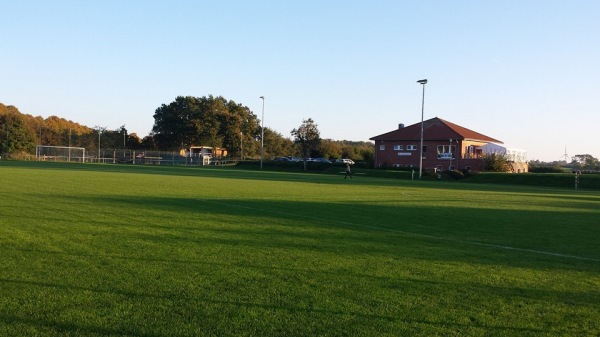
[4,124,8,157]
[123,128,127,159]
[449,138,453,170]
[68,129,72,162]
[259,96,265,169]
[98,130,101,161]
[417,79,427,179]
[240,131,243,160]
[95,126,106,163]
[456,139,459,170]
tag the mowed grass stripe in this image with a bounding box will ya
[198,197,600,262]
[1,161,599,336]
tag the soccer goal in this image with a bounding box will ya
[36,145,86,162]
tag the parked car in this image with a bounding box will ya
[335,158,355,165]
[314,158,332,163]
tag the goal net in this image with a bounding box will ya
[36,145,86,162]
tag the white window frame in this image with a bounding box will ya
[437,145,456,159]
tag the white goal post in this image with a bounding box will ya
[36,145,86,162]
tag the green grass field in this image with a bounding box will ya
[1,161,599,336]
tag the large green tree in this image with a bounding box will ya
[316,139,343,159]
[291,118,321,170]
[572,154,600,170]
[263,128,296,159]
[0,112,36,156]
[314,139,374,162]
[99,125,129,150]
[152,96,260,155]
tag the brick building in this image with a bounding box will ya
[370,117,527,172]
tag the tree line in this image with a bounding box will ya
[529,154,600,172]
[0,97,374,162]
[0,103,152,158]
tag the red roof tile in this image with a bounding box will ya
[370,117,502,143]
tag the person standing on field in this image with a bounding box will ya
[344,163,352,179]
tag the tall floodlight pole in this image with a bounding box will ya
[68,129,72,162]
[5,124,8,156]
[240,131,243,160]
[98,130,101,161]
[123,128,127,159]
[449,138,453,170]
[95,126,106,163]
[417,79,428,179]
[260,96,265,169]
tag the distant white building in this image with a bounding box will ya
[478,143,528,173]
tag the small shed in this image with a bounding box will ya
[180,146,228,166]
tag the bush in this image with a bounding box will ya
[529,166,567,173]
[446,170,465,180]
[3,151,33,160]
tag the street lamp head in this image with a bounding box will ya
[259,96,264,99]
[417,79,428,84]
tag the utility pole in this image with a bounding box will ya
[260,96,265,169]
[417,79,428,179]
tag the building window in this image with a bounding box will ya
[465,145,480,159]
[407,145,417,151]
[393,145,403,150]
[379,144,385,151]
[437,145,456,159]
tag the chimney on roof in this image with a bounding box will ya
[398,123,405,129]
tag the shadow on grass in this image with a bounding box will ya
[0,310,163,337]
[5,243,600,308]
[0,276,573,336]
[116,195,600,260]
[15,191,600,269]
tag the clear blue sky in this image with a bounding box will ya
[1,0,598,161]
